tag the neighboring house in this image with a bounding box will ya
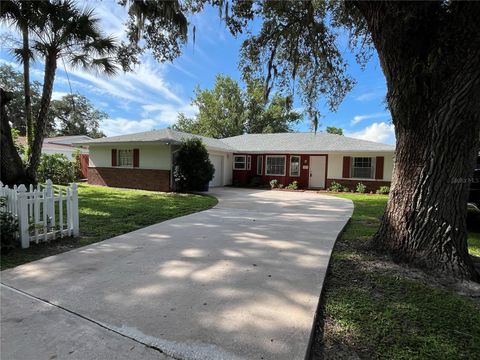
[17,135,91,159]
[76,129,395,192]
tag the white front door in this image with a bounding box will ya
[209,154,223,187]
[309,156,326,188]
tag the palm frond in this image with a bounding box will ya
[89,57,118,76]
[9,46,36,64]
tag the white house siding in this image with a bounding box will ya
[327,152,394,181]
[43,148,78,159]
[88,143,171,170]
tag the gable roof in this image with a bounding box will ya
[221,132,395,153]
[17,136,90,153]
[76,129,395,153]
[76,129,235,152]
[44,135,93,145]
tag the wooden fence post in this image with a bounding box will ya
[71,183,79,237]
[45,179,56,238]
[16,185,30,248]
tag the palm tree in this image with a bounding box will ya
[1,0,118,183]
[1,1,40,150]
[22,0,118,180]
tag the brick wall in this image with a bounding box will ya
[88,167,170,192]
[326,178,391,193]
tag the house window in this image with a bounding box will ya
[351,157,374,179]
[234,155,246,170]
[290,156,300,177]
[266,156,286,176]
[118,149,133,167]
[257,155,263,175]
[247,155,252,170]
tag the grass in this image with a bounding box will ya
[1,184,217,270]
[314,193,480,360]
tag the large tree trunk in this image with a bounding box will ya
[354,1,480,280]
[375,101,480,280]
[0,89,29,185]
[26,51,57,181]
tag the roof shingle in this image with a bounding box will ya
[76,129,395,153]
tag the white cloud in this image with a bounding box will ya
[355,91,381,102]
[100,102,198,137]
[142,102,198,125]
[347,122,396,145]
[351,112,390,125]
[100,118,158,137]
[52,91,69,100]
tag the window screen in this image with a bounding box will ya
[266,156,286,176]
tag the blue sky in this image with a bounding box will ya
[0,1,395,144]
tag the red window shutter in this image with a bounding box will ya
[375,156,384,179]
[133,149,140,168]
[342,156,351,178]
[111,149,117,167]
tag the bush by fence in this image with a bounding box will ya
[37,153,77,184]
[0,180,79,249]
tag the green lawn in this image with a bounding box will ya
[1,184,217,270]
[315,193,480,359]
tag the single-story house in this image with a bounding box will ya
[76,129,395,192]
[17,135,91,159]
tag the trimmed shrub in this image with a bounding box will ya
[356,182,367,193]
[37,153,75,184]
[270,179,279,189]
[174,138,214,191]
[0,197,18,253]
[286,181,298,190]
[377,186,390,195]
[328,181,344,192]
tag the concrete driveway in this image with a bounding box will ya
[1,187,352,360]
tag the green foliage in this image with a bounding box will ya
[377,186,390,195]
[0,197,18,253]
[117,0,187,70]
[49,94,107,138]
[328,181,344,192]
[286,181,298,190]
[72,149,83,180]
[37,154,75,184]
[11,127,26,158]
[172,75,302,138]
[176,75,245,138]
[0,64,42,136]
[326,126,344,135]
[0,66,107,139]
[356,182,367,193]
[174,138,214,191]
[269,179,279,189]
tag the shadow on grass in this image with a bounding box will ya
[1,184,217,270]
[309,193,480,360]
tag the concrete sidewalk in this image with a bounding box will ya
[1,187,352,360]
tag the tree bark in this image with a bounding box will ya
[0,89,29,185]
[376,101,480,280]
[354,1,480,280]
[26,51,57,181]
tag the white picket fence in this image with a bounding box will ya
[0,180,79,248]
